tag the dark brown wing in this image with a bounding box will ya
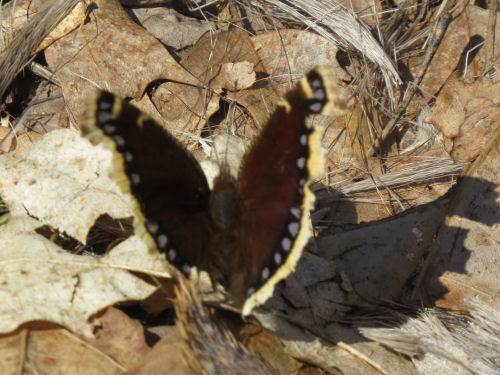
[82,92,211,272]
[236,67,346,316]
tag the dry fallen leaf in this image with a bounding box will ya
[131,6,215,50]
[210,61,256,92]
[35,0,87,53]
[178,28,278,132]
[147,81,220,145]
[425,71,500,162]
[1,129,135,241]
[417,3,500,97]
[125,335,197,375]
[27,326,124,374]
[0,328,26,375]
[0,1,498,374]
[44,0,199,124]
[86,308,152,370]
[0,216,157,337]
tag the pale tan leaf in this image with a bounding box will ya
[0,217,157,337]
[35,0,87,53]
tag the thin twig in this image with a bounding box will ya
[29,61,60,86]
[483,0,498,76]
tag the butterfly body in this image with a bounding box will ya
[82,66,346,315]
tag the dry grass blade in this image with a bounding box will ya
[0,0,79,98]
[361,300,500,375]
[337,158,463,195]
[249,0,401,99]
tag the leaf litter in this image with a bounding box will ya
[0,0,498,374]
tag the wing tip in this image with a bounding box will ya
[307,65,348,116]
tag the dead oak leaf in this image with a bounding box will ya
[44,0,199,125]
[0,217,157,338]
[425,72,500,162]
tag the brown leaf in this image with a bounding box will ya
[0,329,27,375]
[148,81,220,145]
[252,29,346,91]
[179,27,273,137]
[416,3,500,97]
[27,325,123,374]
[251,29,346,126]
[425,72,500,162]
[126,335,198,375]
[240,325,302,374]
[86,308,152,370]
[44,0,198,124]
[131,7,215,50]
[35,0,87,53]
[209,61,256,92]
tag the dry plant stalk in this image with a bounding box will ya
[175,278,274,375]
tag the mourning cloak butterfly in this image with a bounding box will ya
[82,66,346,316]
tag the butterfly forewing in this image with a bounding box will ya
[237,105,312,295]
[84,92,211,271]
